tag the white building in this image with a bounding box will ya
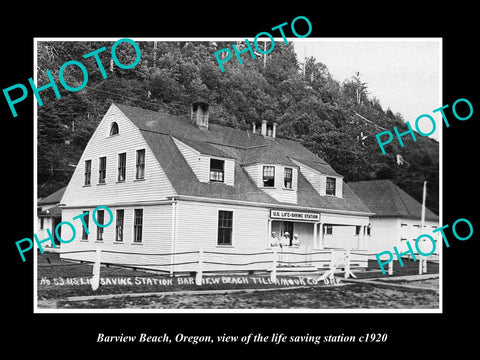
[58,102,373,273]
[37,186,66,251]
[348,180,439,257]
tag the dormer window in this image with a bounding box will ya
[210,159,224,182]
[326,177,336,196]
[110,122,119,136]
[263,166,275,187]
[284,167,292,189]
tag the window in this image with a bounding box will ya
[82,211,89,240]
[99,157,106,184]
[136,149,145,179]
[355,226,361,235]
[118,153,126,182]
[84,160,91,185]
[217,210,233,245]
[115,209,124,242]
[40,217,44,230]
[96,210,104,241]
[263,166,275,187]
[133,209,143,243]
[400,223,408,240]
[284,167,292,189]
[326,177,336,195]
[110,122,119,136]
[324,225,333,235]
[209,159,225,182]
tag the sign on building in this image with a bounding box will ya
[270,210,320,222]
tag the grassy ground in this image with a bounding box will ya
[37,253,439,310]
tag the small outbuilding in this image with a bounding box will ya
[348,179,439,257]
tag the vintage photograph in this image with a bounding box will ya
[34,38,441,312]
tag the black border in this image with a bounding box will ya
[3,5,478,355]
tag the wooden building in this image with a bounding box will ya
[37,186,66,251]
[348,180,439,257]
[59,103,373,273]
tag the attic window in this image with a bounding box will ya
[210,159,224,182]
[110,122,119,136]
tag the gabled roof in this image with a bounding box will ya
[38,186,66,205]
[38,205,62,217]
[348,179,438,221]
[114,103,371,214]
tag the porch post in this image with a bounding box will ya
[319,223,324,249]
[267,219,273,250]
[361,225,367,249]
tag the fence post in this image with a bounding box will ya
[91,246,101,291]
[195,247,203,286]
[270,246,278,282]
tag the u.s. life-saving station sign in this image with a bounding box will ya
[270,210,320,222]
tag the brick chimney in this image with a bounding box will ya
[191,102,209,129]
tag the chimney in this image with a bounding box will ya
[260,120,277,138]
[261,120,267,136]
[191,102,209,129]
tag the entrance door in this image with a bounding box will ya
[280,222,294,245]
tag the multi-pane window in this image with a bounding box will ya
[82,211,89,240]
[326,177,336,195]
[210,159,225,182]
[84,160,91,185]
[115,209,124,242]
[218,210,233,245]
[284,167,293,189]
[99,157,107,183]
[263,166,275,187]
[133,209,143,243]
[136,149,145,179]
[96,210,104,240]
[118,153,126,182]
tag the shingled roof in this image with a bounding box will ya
[114,103,371,214]
[348,179,438,221]
[38,186,66,205]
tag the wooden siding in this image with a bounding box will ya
[172,137,235,186]
[172,137,203,181]
[243,164,298,204]
[292,159,343,198]
[61,104,176,207]
[368,218,439,256]
[59,204,173,271]
[172,200,271,272]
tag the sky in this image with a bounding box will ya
[292,39,442,140]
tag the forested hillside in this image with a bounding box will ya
[36,40,439,214]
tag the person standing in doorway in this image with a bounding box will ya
[281,232,291,266]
